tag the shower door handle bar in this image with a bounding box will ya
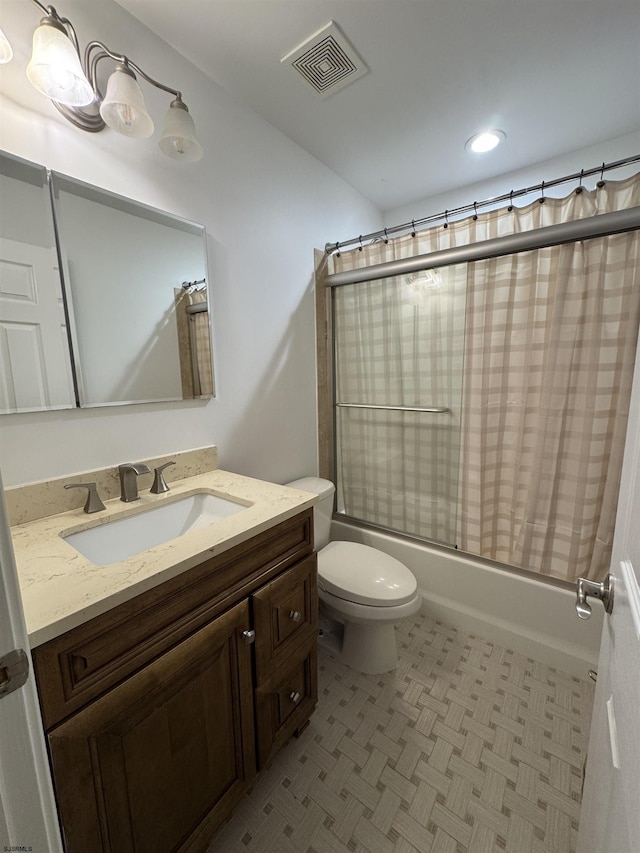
[337,403,450,414]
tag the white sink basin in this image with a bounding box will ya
[63,492,248,566]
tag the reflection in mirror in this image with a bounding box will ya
[0,152,75,413]
[51,172,214,407]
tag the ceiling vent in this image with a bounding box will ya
[281,21,368,99]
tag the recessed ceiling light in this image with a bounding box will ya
[465,130,506,153]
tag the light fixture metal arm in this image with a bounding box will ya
[29,0,53,17]
[28,2,81,54]
[85,41,182,102]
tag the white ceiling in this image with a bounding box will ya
[116,0,640,212]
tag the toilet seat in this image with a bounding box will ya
[318,541,418,607]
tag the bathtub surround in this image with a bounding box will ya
[208,613,594,853]
[5,445,218,526]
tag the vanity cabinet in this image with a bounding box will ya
[31,509,317,853]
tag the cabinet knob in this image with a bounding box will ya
[289,691,301,703]
[289,610,302,623]
[241,630,256,645]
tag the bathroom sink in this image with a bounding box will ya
[63,492,248,566]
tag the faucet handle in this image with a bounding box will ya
[65,482,106,514]
[150,461,175,494]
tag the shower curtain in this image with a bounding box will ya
[187,287,214,397]
[331,174,640,583]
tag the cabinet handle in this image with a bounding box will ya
[289,610,301,623]
[289,691,301,703]
[241,630,256,645]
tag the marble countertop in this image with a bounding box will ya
[11,470,316,648]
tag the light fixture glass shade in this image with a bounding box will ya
[99,67,154,138]
[0,27,13,64]
[26,21,94,106]
[159,100,203,162]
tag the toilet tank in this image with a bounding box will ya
[285,477,335,550]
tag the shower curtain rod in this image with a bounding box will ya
[325,205,640,288]
[324,153,640,256]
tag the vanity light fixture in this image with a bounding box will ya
[4,0,203,161]
[465,129,506,154]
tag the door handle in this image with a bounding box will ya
[575,573,615,619]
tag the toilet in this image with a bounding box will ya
[286,477,422,674]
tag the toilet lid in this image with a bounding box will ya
[318,541,417,607]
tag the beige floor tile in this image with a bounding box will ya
[208,612,594,853]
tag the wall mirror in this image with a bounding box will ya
[0,152,75,413]
[0,150,214,414]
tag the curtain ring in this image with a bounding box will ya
[575,168,584,195]
[358,235,363,251]
[539,181,546,204]
[508,190,514,212]
[335,241,341,257]
[411,220,416,238]
[383,228,389,244]
[597,161,606,188]
[472,201,478,221]
[443,210,449,229]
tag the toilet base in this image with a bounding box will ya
[317,604,399,672]
[318,609,343,656]
[341,621,399,673]
[318,592,421,674]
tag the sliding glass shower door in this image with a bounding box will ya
[333,263,467,546]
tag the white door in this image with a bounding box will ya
[0,471,63,852]
[0,238,75,413]
[576,339,640,852]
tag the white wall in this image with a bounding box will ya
[384,131,640,224]
[0,0,383,488]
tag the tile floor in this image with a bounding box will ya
[207,612,595,853]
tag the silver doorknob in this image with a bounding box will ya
[289,610,301,622]
[289,691,301,703]
[575,574,615,620]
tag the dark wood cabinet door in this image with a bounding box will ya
[255,637,318,768]
[252,554,317,683]
[48,600,256,853]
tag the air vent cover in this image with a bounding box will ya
[281,21,367,99]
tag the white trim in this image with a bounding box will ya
[0,473,63,853]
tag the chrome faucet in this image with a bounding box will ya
[118,462,151,502]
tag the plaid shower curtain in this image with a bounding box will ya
[331,174,640,583]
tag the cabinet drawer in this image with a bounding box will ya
[252,554,317,684]
[33,510,312,730]
[254,637,317,768]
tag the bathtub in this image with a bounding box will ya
[331,517,603,679]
